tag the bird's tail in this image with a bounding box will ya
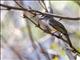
[65,33,73,48]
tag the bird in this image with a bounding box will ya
[39,1,73,48]
[42,14,72,43]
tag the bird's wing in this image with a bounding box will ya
[49,19,68,35]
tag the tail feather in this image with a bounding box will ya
[64,33,73,48]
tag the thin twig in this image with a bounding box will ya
[26,20,36,49]
[38,1,46,10]
[14,0,36,17]
[38,0,48,12]
[0,3,80,20]
[38,43,51,60]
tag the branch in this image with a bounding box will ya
[1,3,80,54]
[0,3,80,20]
[24,15,80,54]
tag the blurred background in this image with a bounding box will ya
[0,0,80,60]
